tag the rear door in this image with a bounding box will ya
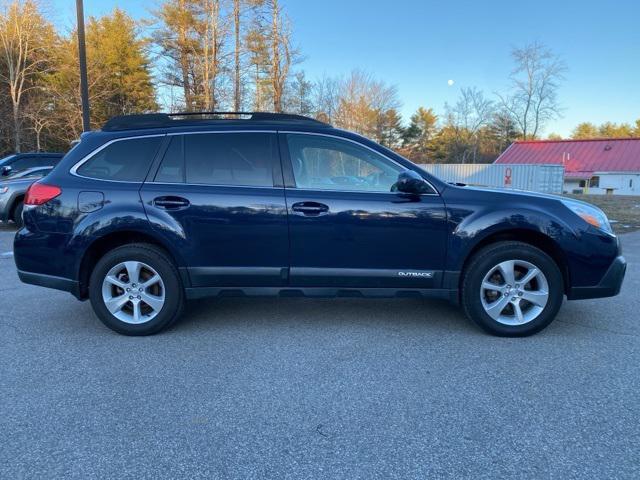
[140,131,289,288]
[281,132,448,289]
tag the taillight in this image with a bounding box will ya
[24,182,62,206]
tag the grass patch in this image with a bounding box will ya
[565,194,640,234]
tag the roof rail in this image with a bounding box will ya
[102,112,331,132]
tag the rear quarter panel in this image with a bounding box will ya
[17,132,184,281]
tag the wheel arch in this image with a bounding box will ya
[77,230,188,299]
[8,193,25,221]
[459,229,571,296]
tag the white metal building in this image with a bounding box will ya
[419,163,565,194]
[494,138,640,195]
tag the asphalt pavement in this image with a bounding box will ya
[1,222,639,479]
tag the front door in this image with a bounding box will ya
[281,132,448,289]
[141,131,289,287]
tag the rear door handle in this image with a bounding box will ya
[291,201,329,216]
[153,196,190,210]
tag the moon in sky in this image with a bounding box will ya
[447,79,455,86]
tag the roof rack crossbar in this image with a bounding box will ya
[102,111,329,131]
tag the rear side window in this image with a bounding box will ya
[77,137,162,182]
[21,168,52,179]
[155,136,184,183]
[33,156,61,166]
[181,133,276,187]
[10,156,41,170]
[10,156,59,170]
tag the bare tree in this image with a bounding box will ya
[244,15,270,111]
[198,0,227,110]
[268,0,290,112]
[333,70,400,140]
[313,74,340,122]
[445,87,494,163]
[286,70,312,115]
[233,0,241,110]
[0,0,52,152]
[23,87,53,151]
[497,42,566,140]
[153,0,200,110]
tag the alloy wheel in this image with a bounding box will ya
[101,261,165,325]
[480,259,549,326]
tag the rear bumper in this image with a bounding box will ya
[567,256,627,300]
[17,270,81,299]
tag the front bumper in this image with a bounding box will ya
[567,256,627,300]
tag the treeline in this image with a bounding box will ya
[0,2,156,153]
[569,121,640,140]
[0,0,637,163]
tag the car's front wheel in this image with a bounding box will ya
[12,200,24,228]
[461,241,564,337]
[89,244,184,336]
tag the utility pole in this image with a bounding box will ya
[76,0,91,131]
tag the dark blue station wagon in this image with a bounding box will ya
[14,113,626,336]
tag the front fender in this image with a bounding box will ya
[2,189,25,222]
[446,205,579,272]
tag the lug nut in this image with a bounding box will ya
[129,295,133,300]
[137,295,141,299]
[126,288,131,292]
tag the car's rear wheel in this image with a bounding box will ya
[12,201,24,228]
[89,244,184,336]
[461,241,564,337]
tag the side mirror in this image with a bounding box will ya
[392,170,431,194]
[1,165,12,176]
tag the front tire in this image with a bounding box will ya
[12,201,24,228]
[89,243,184,336]
[461,241,564,337]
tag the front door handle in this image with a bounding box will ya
[153,196,190,210]
[291,201,329,216]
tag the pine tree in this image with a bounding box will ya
[87,9,158,120]
[402,107,438,162]
[376,109,404,149]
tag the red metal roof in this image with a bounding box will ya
[494,138,640,175]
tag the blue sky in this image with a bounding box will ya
[52,0,640,136]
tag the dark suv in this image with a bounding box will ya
[14,113,626,336]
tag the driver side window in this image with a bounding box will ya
[286,134,403,192]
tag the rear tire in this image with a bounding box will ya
[12,201,24,228]
[89,243,184,336]
[461,241,564,337]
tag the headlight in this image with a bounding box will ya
[561,199,613,234]
[0,186,8,194]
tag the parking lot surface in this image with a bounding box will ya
[1,222,639,479]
